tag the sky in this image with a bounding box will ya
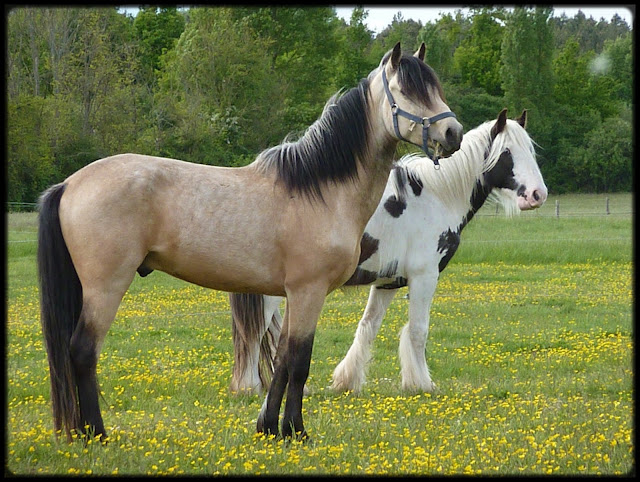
[333,6,635,32]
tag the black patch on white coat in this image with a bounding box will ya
[441,148,518,275]
[385,166,409,217]
[379,260,399,279]
[485,149,518,191]
[376,277,408,290]
[437,229,461,272]
[384,195,407,217]
[461,149,517,231]
[408,173,423,196]
[359,232,379,265]
[344,268,378,286]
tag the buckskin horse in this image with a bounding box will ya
[37,42,462,441]
[229,109,547,396]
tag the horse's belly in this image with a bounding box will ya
[144,232,286,296]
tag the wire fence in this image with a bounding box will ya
[6,196,633,246]
[6,197,633,216]
[6,202,38,212]
[476,196,633,218]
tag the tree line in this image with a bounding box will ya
[7,6,633,205]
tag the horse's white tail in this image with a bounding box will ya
[229,293,280,394]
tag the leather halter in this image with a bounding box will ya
[382,68,457,168]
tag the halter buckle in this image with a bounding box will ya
[422,117,431,128]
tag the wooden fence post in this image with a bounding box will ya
[555,200,559,218]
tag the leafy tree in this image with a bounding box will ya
[153,7,283,164]
[452,8,505,95]
[442,84,506,132]
[417,11,469,83]
[600,32,633,104]
[499,6,555,181]
[233,7,341,106]
[550,9,631,53]
[374,12,423,53]
[548,34,631,192]
[563,116,632,192]
[501,6,554,114]
[133,7,185,84]
[368,12,425,68]
[333,7,375,89]
[7,8,48,97]
[5,5,633,201]
[7,96,56,203]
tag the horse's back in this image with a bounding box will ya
[59,154,288,294]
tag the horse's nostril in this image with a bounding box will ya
[446,127,462,148]
[533,191,540,201]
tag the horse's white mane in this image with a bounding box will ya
[394,118,536,216]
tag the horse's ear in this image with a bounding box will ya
[390,42,402,70]
[414,42,426,61]
[491,108,508,139]
[516,109,528,128]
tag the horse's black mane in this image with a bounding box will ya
[256,52,443,201]
[256,79,371,202]
[396,55,446,107]
[382,51,445,108]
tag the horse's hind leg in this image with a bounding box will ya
[69,313,104,439]
[399,273,438,392]
[332,286,397,393]
[70,281,135,441]
[230,294,283,394]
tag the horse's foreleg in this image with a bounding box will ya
[332,286,397,393]
[399,273,438,392]
[280,285,326,440]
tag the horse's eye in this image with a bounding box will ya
[504,148,511,155]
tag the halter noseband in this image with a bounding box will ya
[382,68,456,168]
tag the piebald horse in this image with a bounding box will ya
[229,109,547,395]
[37,43,463,441]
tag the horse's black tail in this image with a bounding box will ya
[37,183,83,440]
[230,293,280,391]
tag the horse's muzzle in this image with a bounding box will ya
[517,185,548,210]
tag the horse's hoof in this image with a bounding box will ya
[257,418,279,439]
[281,429,310,444]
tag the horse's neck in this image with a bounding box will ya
[458,178,492,230]
[354,105,398,228]
[417,131,492,230]
[456,132,498,230]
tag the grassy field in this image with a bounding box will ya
[5,193,633,475]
